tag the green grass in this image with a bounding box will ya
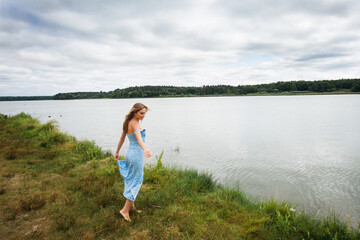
[1,112,359,239]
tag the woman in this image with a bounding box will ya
[114,103,151,222]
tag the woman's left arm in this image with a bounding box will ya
[114,131,126,161]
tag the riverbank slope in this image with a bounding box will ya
[1,112,359,239]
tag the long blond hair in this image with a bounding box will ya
[123,103,149,133]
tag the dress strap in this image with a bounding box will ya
[132,129,141,134]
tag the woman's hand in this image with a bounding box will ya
[144,149,151,158]
[114,153,119,161]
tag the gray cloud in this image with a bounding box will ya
[296,53,349,62]
[0,0,359,96]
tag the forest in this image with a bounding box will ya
[1,78,360,101]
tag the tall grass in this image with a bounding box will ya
[259,199,359,240]
[75,139,110,162]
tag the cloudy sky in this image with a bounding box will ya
[1,0,359,96]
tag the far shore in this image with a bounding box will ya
[1,90,360,101]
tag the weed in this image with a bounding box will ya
[19,193,46,211]
[144,150,165,184]
[35,121,69,147]
[75,140,105,161]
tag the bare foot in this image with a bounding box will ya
[132,208,143,213]
[119,210,131,222]
[131,204,143,213]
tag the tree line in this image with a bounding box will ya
[1,78,359,101]
[51,78,360,99]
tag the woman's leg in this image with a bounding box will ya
[120,199,132,222]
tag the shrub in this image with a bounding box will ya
[144,150,165,184]
[35,120,69,147]
[75,140,106,161]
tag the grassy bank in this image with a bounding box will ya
[0,113,359,240]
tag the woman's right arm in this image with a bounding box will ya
[134,132,151,158]
[114,131,126,161]
[132,122,151,158]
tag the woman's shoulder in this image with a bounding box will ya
[128,119,141,129]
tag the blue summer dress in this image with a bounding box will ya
[117,128,146,201]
